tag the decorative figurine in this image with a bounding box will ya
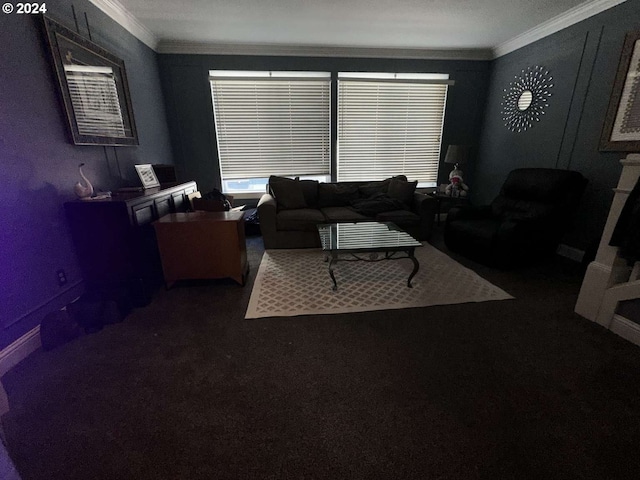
[445,167,469,198]
[74,163,94,199]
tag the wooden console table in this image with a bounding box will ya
[153,211,249,288]
[64,181,198,306]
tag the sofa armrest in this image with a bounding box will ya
[258,192,276,210]
[257,193,279,248]
[411,192,437,241]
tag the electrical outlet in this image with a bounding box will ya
[56,269,67,286]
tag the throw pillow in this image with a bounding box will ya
[387,178,417,206]
[298,179,319,208]
[318,183,360,208]
[269,176,307,210]
[350,195,405,216]
[359,179,391,198]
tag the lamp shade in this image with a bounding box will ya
[444,145,470,164]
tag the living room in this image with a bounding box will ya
[1,0,640,477]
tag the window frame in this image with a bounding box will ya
[209,70,332,195]
[336,72,453,187]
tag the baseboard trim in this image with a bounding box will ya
[610,314,640,347]
[0,326,41,378]
[0,325,42,417]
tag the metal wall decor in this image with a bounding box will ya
[501,66,553,132]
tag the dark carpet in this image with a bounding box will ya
[3,230,640,480]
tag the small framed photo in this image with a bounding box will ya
[600,31,640,151]
[135,164,161,189]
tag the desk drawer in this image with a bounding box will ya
[155,195,172,218]
[132,201,155,226]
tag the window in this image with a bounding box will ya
[210,71,331,194]
[337,72,451,187]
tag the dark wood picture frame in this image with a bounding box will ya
[600,31,640,152]
[42,15,139,146]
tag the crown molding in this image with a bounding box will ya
[88,0,158,50]
[493,0,627,58]
[155,41,493,60]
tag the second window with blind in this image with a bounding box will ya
[209,70,450,193]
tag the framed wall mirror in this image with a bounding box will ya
[42,15,139,146]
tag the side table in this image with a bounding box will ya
[153,211,249,288]
[428,192,470,226]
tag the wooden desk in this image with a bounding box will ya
[153,211,249,288]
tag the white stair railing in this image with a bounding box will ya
[575,154,640,343]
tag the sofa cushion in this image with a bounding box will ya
[299,180,319,208]
[350,195,405,216]
[387,178,418,206]
[375,210,420,227]
[276,208,326,231]
[318,183,360,208]
[269,176,307,210]
[320,206,370,223]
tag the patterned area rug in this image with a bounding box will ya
[245,243,513,319]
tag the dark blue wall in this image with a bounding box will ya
[0,0,174,348]
[474,0,640,251]
[157,54,491,194]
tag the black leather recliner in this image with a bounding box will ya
[444,168,587,268]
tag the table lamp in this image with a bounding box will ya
[444,145,470,176]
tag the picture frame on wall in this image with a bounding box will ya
[135,164,161,189]
[42,15,139,146]
[600,31,640,152]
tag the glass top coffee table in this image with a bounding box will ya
[317,222,423,291]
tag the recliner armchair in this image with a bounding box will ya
[444,168,587,267]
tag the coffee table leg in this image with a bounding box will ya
[407,248,419,288]
[328,253,338,291]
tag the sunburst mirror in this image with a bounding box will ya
[501,66,553,133]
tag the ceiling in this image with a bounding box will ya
[91,0,625,58]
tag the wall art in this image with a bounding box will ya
[42,15,139,146]
[600,32,640,152]
[501,66,553,133]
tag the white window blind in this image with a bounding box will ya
[210,71,331,180]
[337,73,450,185]
[64,65,126,137]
